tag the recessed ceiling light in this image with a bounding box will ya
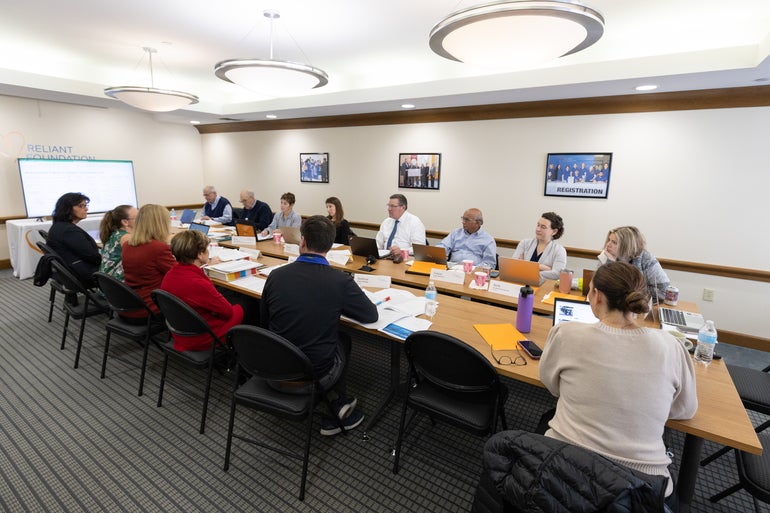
[635,84,658,92]
[190,120,200,125]
[266,114,278,119]
[401,103,415,109]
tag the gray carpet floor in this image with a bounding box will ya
[0,268,766,512]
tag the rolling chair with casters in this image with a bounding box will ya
[392,330,508,474]
[94,272,167,396]
[701,363,770,466]
[151,289,229,434]
[223,325,346,501]
[50,260,110,368]
[710,431,770,512]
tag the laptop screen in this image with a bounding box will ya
[188,222,210,235]
[553,298,599,326]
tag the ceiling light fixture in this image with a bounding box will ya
[429,1,604,68]
[214,10,328,95]
[104,47,198,112]
[635,84,659,91]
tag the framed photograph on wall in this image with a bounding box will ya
[543,153,612,198]
[398,153,441,190]
[300,153,329,183]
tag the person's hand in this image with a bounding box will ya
[389,245,401,256]
[209,256,222,266]
[539,264,551,272]
[259,229,269,237]
[201,215,211,220]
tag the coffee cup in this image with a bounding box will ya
[462,260,474,273]
[272,231,282,243]
[474,271,488,287]
[400,249,410,262]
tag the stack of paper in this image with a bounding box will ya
[209,246,251,262]
[206,260,264,281]
[343,288,433,340]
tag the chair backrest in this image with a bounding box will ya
[50,259,86,296]
[405,330,500,394]
[38,229,49,241]
[151,289,220,345]
[94,272,152,317]
[227,325,314,382]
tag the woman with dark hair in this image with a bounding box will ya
[260,192,301,236]
[98,205,137,281]
[539,261,697,507]
[512,212,567,281]
[325,196,351,245]
[161,230,244,351]
[47,192,100,286]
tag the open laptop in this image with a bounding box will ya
[412,243,447,265]
[349,236,389,258]
[659,307,705,333]
[553,297,599,325]
[179,209,196,224]
[498,256,542,286]
[278,226,301,245]
[188,222,210,235]
[235,221,256,237]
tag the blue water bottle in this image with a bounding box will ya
[516,285,534,333]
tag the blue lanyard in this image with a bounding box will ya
[296,253,329,266]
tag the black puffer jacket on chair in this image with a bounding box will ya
[471,430,668,513]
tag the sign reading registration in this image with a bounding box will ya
[543,152,612,199]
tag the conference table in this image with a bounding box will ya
[210,250,761,511]
[6,216,102,279]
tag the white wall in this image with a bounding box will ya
[200,108,770,339]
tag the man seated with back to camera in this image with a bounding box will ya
[260,215,378,436]
[436,208,497,268]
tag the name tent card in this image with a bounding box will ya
[488,280,519,298]
[354,274,391,289]
[231,236,256,245]
[429,268,465,285]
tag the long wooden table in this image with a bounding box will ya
[212,252,760,511]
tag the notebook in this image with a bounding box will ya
[659,307,706,333]
[188,222,210,235]
[498,256,542,286]
[179,209,196,224]
[235,222,256,237]
[350,236,389,258]
[553,297,599,325]
[412,243,447,265]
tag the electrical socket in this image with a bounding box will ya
[702,288,715,302]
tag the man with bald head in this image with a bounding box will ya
[237,189,272,231]
[436,208,497,268]
[201,185,233,225]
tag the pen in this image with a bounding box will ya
[375,296,391,306]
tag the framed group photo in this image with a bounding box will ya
[300,153,329,183]
[543,153,612,198]
[398,153,441,190]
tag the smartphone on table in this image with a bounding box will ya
[518,340,543,360]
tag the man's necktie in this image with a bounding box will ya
[386,219,399,248]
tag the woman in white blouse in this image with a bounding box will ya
[512,212,567,281]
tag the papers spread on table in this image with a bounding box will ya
[473,323,524,351]
[259,263,289,277]
[326,249,351,266]
[208,246,251,262]
[343,288,432,340]
[257,232,272,241]
[227,275,267,295]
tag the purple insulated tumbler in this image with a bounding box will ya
[516,285,534,333]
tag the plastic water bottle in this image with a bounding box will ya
[425,281,438,319]
[170,208,177,221]
[694,320,717,364]
[516,285,534,333]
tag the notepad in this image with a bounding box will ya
[473,323,524,351]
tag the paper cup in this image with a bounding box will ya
[272,231,282,243]
[462,260,474,273]
[400,249,410,262]
[474,271,488,287]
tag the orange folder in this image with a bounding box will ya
[473,323,524,351]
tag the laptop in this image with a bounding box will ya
[349,236,389,258]
[412,243,447,265]
[188,222,210,235]
[659,307,706,333]
[179,209,196,224]
[553,297,599,325]
[581,269,594,296]
[498,256,543,286]
[278,226,301,245]
[235,221,256,237]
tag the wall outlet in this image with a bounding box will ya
[702,288,715,302]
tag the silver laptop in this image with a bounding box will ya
[659,307,705,333]
[498,256,543,286]
[278,226,301,245]
[553,298,599,325]
[412,243,447,265]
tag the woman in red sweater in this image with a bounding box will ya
[161,230,244,351]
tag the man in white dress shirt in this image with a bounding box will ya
[375,194,426,256]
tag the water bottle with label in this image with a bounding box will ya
[694,320,717,364]
[170,208,177,221]
[424,281,438,320]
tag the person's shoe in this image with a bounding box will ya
[320,410,365,436]
[331,396,357,420]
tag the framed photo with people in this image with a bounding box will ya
[300,153,329,183]
[398,153,441,190]
[543,153,612,198]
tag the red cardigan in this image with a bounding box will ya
[160,263,244,351]
[122,240,176,316]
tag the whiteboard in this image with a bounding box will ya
[18,159,139,218]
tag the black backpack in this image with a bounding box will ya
[33,253,57,287]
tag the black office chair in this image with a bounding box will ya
[94,272,167,396]
[701,363,770,466]
[51,260,110,368]
[710,431,770,511]
[35,241,73,322]
[392,330,509,474]
[223,325,343,501]
[37,229,49,241]
[151,289,229,434]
